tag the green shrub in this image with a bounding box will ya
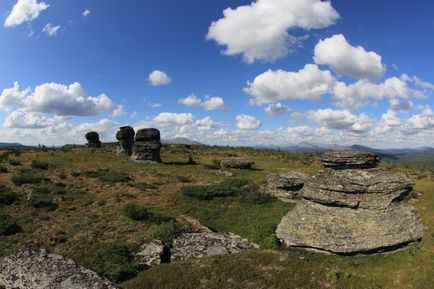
[240,190,274,204]
[180,179,253,200]
[123,202,149,221]
[86,242,138,282]
[177,175,191,183]
[0,214,21,236]
[99,171,131,183]
[153,220,190,247]
[202,159,221,170]
[31,160,49,170]
[0,165,7,173]
[132,183,157,190]
[9,160,21,166]
[11,172,48,186]
[0,185,18,205]
[27,194,58,211]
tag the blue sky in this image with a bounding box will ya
[0,0,433,147]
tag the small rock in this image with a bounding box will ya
[220,157,255,170]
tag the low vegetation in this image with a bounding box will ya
[0,214,21,236]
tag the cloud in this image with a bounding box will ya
[3,111,55,129]
[4,0,49,27]
[82,9,91,17]
[245,64,335,105]
[196,116,221,130]
[389,98,413,111]
[42,23,60,37]
[111,105,125,117]
[207,0,339,63]
[374,110,402,134]
[0,82,31,110]
[148,70,172,86]
[314,34,385,80]
[401,73,434,90]
[236,114,261,130]
[407,106,434,130]
[265,103,291,115]
[178,94,225,111]
[153,112,196,126]
[306,108,372,133]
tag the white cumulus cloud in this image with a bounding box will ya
[207,0,339,63]
[178,94,202,107]
[265,103,291,115]
[245,64,335,105]
[178,94,225,111]
[0,82,31,110]
[153,112,196,126]
[314,34,385,80]
[4,0,49,27]
[148,70,172,86]
[82,9,91,17]
[236,114,261,130]
[42,23,60,37]
[3,111,55,129]
[306,108,372,134]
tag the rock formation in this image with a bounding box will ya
[135,239,165,267]
[116,126,135,156]
[171,232,259,261]
[131,128,162,163]
[85,131,102,148]
[220,157,254,169]
[0,248,120,289]
[276,151,424,254]
[261,172,308,202]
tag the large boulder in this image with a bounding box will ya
[85,131,102,148]
[320,151,380,169]
[262,172,308,202]
[276,200,424,254]
[131,128,162,163]
[116,126,135,156]
[220,157,255,169]
[171,232,259,261]
[135,239,165,267]
[300,168,413,209]
[0,248,120,289]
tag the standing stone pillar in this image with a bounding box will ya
[116,126,135,156]
[131,128,162,163]
[85,132,101,148]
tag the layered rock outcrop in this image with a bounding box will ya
[276,151,424,254]
[131,128,162,163]
[220,157,254,169]
[0,248,119,289]
[116,126,135,156]
[261,172,308,202]
[85,131,102,148]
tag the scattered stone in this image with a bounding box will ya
[85,131,102,148]
[220,157,255,169]
[320,151,380,169]
[116,126,135,156]
[262,172,308,202]
[0,248,120,289]
[276,151,424,254]
[135,239,165,267]
[171,232,259,261]
[212,170,234,177]
[131,128,162,163]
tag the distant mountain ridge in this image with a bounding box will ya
[0,142,26,148]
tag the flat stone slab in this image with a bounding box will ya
[262,172,308,202]
[300,168,414,209]
[171,232,259,261]
[276,200,424,254]
[220,157,255,169]
[0,248,120,289]
[321,151,380,169]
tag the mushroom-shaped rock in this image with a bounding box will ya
[131,128,162,163]
[116,126,135,156]
[85,131,102,148]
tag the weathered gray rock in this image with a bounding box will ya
[131,128,162,163]
[220,157,254,169]
[321,151,380,169]
[276,200,424,254]
[85,131,102,148]
[135,239,165,267]
[262,172,308,202]
[300,168,413,209]
[0,248,120,289]
[116,126,135,156]
[171,232,259,261]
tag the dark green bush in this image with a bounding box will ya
[180,179,253,200]
[86,242,138,282]
[202,159,221,170]
[9,160,21,166]
[123,202,149,221]
[0,185,18,205]
[0,165,7,173]
[153,220,190,247]
[240,190,274,204]
[132,183,157,190]
[0,214,21,236]
[27,194,58,211]
[99,171,131,183]
[11,172,48,186]
[31,160,49,170]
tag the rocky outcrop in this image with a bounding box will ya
[0,248,120,289]
[220,157,254,169]
[135,239,165,267]
[262,172,308,202]
[171,232,259,261]
[276,151,424,254]
[85,131,102,148]
[131,128,162,163]
[116,126,135,156]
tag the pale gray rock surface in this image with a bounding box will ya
[220,157,255,169]
[171,232,259,261]
[321,151,380,169]
[0,248,120,289]
[262,172,308,202]
[135,239,165,267]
